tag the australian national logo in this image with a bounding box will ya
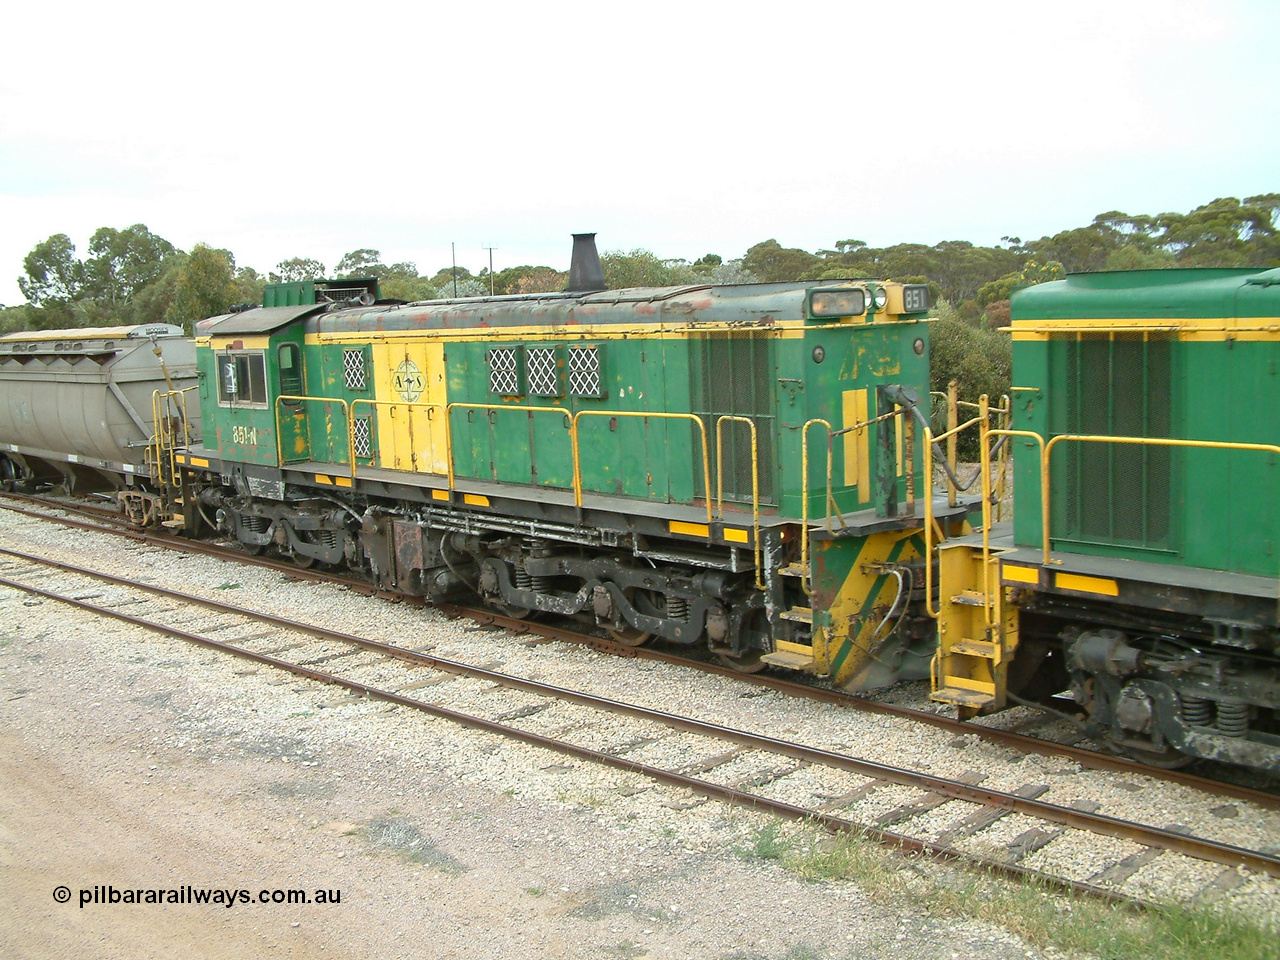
[393,359,425,402]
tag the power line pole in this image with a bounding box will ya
[481,244,497,296]
[451,242,458,297]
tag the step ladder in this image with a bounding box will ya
[760,559,818,671]
[931,542,1014,716]
[161,495,186,530]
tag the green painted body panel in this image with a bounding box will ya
[446,339,698,501]
[1012,267,1280,320]
[303,342,372,465]
[788,322,930,520]
[197,341,283,467]
[1011,268,1280,577]
[263,277,381,308]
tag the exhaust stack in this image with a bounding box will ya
[566,233,607,292]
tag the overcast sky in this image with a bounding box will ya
[2,0,1277,304]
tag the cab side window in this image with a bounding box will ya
[278,343,303,396]
[217,351,267,407]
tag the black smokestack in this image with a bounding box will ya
[566,233,607,292]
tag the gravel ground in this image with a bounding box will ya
[0,505,1276,958]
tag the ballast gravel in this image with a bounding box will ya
[0,505,1277,959]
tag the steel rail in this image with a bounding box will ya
[0,565,1153,908]
[448,605,1280,813]
[0,548,1277,881]
[1,493,1278,814]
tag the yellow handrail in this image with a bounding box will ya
[445,402,574,495]
[983,428,1046,575]
[922,414,984,618]
[151,386,197,487]
[572,410,713,523]
[274,395,350,475]
[1042,434,1280,565]
[350,398,447,480]
[799,418,835,597]
[715,415,762,589]
[795,410,902,597]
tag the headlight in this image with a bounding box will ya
[869,285,889,310]
[810,288,866,319]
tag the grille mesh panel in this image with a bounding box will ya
[527,346,560,396]
[1056,333,1173,549]
[352,416,373,459]
[489,347,519,395]
[568,345,602,397]
[343,349,367,391]
[690,333,775,505]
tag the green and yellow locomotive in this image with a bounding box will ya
[182,236,956,690]
[6,235,1280,774]
[934,266,1280,770]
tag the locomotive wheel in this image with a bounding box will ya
[492,601,534,620]
[1112,741,1197,770]
[716,610,769,672]
[606,624,653,647]
[291,552,317,569]
[716,650,767,673]
[606,588,663,646]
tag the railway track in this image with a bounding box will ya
[2,492,1276,811]
[1,533,1279,910]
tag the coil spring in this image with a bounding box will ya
[1180,696,1213,727]
[667,595,690,621]
[1217,702,1249,738]
[240,515,269,534]
[315,529,339,549]
[520,538,550,594]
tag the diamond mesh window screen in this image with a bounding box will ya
[352,416,373,459]
[489,347,520,395]
[343,349,368,391]
[568,345,602,397]
[527,346,560,396]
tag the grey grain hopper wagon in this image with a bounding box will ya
[0,324,200,491]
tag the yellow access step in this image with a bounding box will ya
[931,686,997,709]
[779,606,813,624]
[762,639,816,671]
[949,638,1001,659]
[777,563,807,578]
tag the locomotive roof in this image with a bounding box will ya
[1011,267,1280,322]
[303,279,869,335]
[198,304,327,337]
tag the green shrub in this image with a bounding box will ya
[928,299,1012,457]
